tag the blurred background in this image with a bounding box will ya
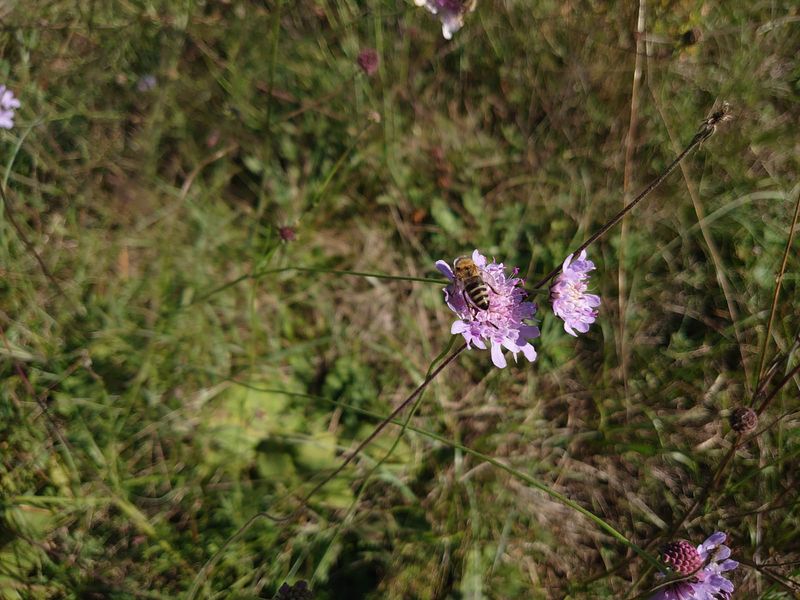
[0,1,798,598]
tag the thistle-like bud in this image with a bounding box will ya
[357,48,379,77]
[274,581,313,600]
[661,539,703,575]
[278,226,296,242]
[729,407,757,434]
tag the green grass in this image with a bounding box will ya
[1,0,799,598]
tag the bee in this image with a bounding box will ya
[453,255,492,313]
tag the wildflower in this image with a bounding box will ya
[414,0,476,40]
[0,85,21,129]
[549,249,600,336]
[136,74,157,92]
[649,531,738,600]
[436,249,539,369]
[357,48,379,77]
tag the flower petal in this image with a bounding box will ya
[436,260,454,280]
[519,343,537,362]
[719,559,738,572]
[471,249,486,268]
[490,343,507,368]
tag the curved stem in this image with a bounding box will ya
[752,186,800,397]
[531,103,732,291]
[185,342,467,599]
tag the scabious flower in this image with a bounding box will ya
[0,85,21,129]
[414,0,475,40]
[136,74,157,92]
[649,531,739,600]
[436,250,539,369]
[549,249,600,336]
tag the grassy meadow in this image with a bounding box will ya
[1,0,799,598]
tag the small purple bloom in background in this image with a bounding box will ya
[414,0,476,40]
[649,531,738,600]
[437,250,539,369]
[0,85,21,130]
[357,48,379,77]
[136,74,157,92]
[550,249,600,336]
[278,225,296,242]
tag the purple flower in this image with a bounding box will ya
[136,74,157,92]
[649,531,739,600]
[549,249,600,336]
[436,250,539,369]
[414,0,475,40]
[0,85,21,129]
[357,48,379,77]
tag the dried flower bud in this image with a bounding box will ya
[357,48,379,77]
[729,407,757,434]
[278,226,296,242]
[274,581,313,600]
[681,27,703,46]
[661,539,703,575]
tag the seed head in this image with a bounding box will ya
[729,407,757,434]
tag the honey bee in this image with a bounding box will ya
[453,255,492,312]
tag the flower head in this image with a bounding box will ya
[357,48,379,77]
[549,249,600,336]
[0,85,21,130]
[136,74,157,92]
[649,531,739,600]
[436,250,539,369]
[414,0,476,40]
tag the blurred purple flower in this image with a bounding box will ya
[137,74,157,92]
[357,48,379,77]
[278,225,296,242]
[0,85,21,129]
[550,249,600,336]
[437,249,539,369]
[414,0,475,40]
[649,531,738,600]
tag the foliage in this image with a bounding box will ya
[1,0,799,598]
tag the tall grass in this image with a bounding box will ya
[1,1,798,598]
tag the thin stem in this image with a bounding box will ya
[291,342,467,511]
[0,185,76,311]
[190,266,447,306]
[753,186,800,397]
[530,103,732,291]
[219,373,660,572]
[185,342,467,600]
[756,361,800,415]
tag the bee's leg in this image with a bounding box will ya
[461,290,480,318]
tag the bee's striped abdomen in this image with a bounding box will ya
[465,276,490,310]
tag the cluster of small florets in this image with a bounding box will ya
[414,0,476,40]
[436,250,539,368]
[0,85,20,129]
[650,532,738,600]
[437,249,599,368]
